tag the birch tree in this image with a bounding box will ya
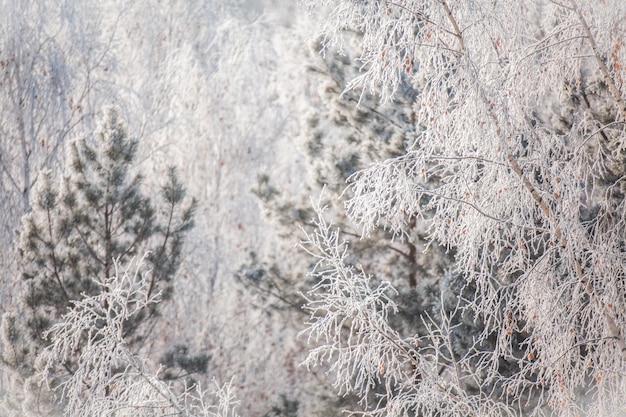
[302,1,626,416]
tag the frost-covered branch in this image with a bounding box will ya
[40,255,239,417]
[300,201,516,417]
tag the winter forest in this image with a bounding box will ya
[2,0,626,416]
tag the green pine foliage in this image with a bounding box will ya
[10,107,197,371]
[252,34,444,294]
[241,34,455,415]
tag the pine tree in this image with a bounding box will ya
[4,107,197,379]
[250,31,438,306]
[241,32,463,415]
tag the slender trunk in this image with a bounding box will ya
[18,94,31,211]
[105,200,112,280]
[406,216,418,288]
[438,0,626,361]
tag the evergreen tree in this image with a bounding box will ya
[250,32,439,306]
[2,107,197,380]
[241,33,460,415]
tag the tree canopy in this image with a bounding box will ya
[301,1,626,416]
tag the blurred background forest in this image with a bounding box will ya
[0,1,341,415]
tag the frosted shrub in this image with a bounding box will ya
[41,256,239,417]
